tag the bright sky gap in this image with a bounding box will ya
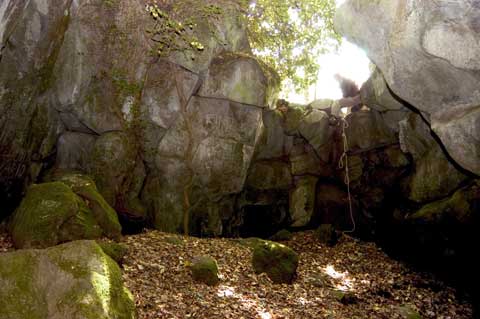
[283,0,371,103]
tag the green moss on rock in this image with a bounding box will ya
[0,240,136,319]
[284,104,306,135]
[9,182,103,249]
[9,176,122,249]
[54,172,122,240]
[0,250,46,319]
[190,255,220,286]
[269,229,293,242]
[97,241,129,264]
[252,240,299,284]
[408,186,475,224]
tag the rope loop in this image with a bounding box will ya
[337,117,356,234]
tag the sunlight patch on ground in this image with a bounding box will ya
[324,264,355,291]
[217,285,235,298]
[216,285,273,318]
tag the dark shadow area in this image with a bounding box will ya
[118,213,147,235]
[239,204,289,239]
[376,185,480,318]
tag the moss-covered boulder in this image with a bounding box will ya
[269,229,293,242]
[252,240,299,284]
[316,224,338,246]
[0,240,136,319]
[9,181,120,249]
[97,241,129,264]
[190,256,220,286]
[53,172,122,240]
[407,185,477,224]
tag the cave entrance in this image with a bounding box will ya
[239,205,289,239]
[118,213,147,235]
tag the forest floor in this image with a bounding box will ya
[120,230,473,319]
[0,230,474,319]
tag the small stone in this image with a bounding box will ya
[190,256,220,286]
[331,290,358,305]
[316,224,338,246]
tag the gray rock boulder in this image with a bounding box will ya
[246,161,292,190]
[254,109,293,161]
[399,113,468,202]
[0,0,66,214]
[198,52,278,107]
[335,1,480,175]
[56,132,96,171]
[0,240,136,319]
[298,109,332,162]
[289,176,318,227]
[345,110,396,152]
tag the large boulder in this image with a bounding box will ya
[51,173,123,239]
[198,52,278,107]
[145,96,265,233]
[289,176,318,227]
[298,109,332,161]
[344,110,397,152]
[254,109,293,161]
[289,138,332,177]
[399,113,469,202]
[0,0,67,216]
[360,67,410,133]
[335,1,480,175]
[9,179,121,249]
[0,240,136,319]
[246,161,292,190]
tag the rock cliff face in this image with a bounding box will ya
[335,0,480,176]
[1,1,479,287]
[335,0,480,299]
[0,0,278,236]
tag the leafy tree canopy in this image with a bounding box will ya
[240,0,340,91]
[146,0,340,91]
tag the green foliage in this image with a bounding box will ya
[145,0,340,91]
[145,1,223,59]
[240,0,340,90]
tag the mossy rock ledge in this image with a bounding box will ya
[0,240,136,319]
[251,240,299,284]
[9,178,121,249]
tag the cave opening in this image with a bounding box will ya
[238,204,289,239]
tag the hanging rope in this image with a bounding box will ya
[337,117,356,234]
